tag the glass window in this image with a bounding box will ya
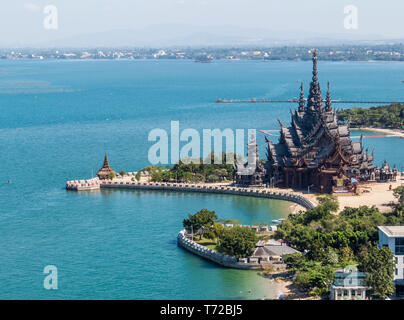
[344,290,348,296]
[395,268,398,276]
[395,238,404,255]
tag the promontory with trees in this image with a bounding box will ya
[135,154,236,183]
[338,103,404,129]
[182,209,259,258]
[181,187,404,299]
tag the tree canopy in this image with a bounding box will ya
[217,226,258,258]
[143,153,236,183]
[183,209,218,239]
[338,103,404,129]
[275,196,404,298]
[360,246,395,299]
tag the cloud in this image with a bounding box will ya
[24,3,41,12]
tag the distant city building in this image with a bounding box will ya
[330,266,369,300]
[378,226,404,297]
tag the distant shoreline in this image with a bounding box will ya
[353,126,404,139]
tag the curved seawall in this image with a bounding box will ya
[100,181,316,209]
[177,229,263,270]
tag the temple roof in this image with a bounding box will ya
[267,51,374,172]
[96,153,116,177]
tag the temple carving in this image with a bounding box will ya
[236,50,377,193]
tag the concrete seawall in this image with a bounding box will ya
[100,181,316,210]
[177,230,264,270]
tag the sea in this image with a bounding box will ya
[0,59,403,299]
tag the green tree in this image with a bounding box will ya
[217,226,258,258]
[151,170,163,182]
[212,222,225,239]
[317,195,339,213]
[361,246,395,299]
[325,248,339,265]
[283,253,306,272]
[393,186,404,205]
[183,209,218,239]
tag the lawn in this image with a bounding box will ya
[194,237,218,251]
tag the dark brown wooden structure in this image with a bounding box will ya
[96,153,116,180]
[236,51,375,193]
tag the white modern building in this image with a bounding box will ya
[378,226,404,297]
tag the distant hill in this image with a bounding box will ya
[338,103,404,129]
[28,23,393,48]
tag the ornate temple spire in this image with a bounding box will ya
[325,82,332,111]
[306,50,324,112]
[298,82,305,112]
[103,153,110,169]
[96,153,116,180]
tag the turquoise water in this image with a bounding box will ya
[0,59,404,299]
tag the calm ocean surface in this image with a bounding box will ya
[0,59,403,299]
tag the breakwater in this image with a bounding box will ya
[100,181,316,209]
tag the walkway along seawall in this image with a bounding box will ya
[99,181,316,209]
[177,229,264,270]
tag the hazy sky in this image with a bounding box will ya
[1,0,404,46]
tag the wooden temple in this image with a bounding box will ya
[236,50,376,193]
[96,153,116,180]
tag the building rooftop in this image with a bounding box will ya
[253,242,299,257]
[378,226,404,237]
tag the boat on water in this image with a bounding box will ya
[195,55,213,63]
[271,218,285,224]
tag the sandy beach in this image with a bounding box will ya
[337,178,403,213]
[358,127,404,139]
[264,271,316,300]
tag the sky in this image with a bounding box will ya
[1,0,404,47]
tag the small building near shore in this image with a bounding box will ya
[252,239,299,262]
[330,266,369,300]
[96,153,116,180]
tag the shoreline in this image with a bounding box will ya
[262,271,313,300]
[353,126,404,139]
